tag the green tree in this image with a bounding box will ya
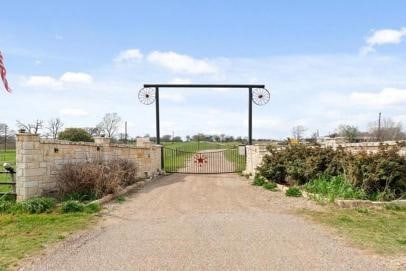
[58,128,94,142]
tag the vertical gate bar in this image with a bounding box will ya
[248,87,253,145]
[155,87,164,170]
[156,87,160,144]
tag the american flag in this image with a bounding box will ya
[0,50,12,93]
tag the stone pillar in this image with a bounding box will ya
[244,144,268,177]
[16,133,44,201]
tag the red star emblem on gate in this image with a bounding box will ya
[194,153,208,167]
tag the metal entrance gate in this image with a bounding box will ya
[163,145,246,174]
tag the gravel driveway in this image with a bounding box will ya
[20,174,401,270]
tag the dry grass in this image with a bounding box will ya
[56,159,138,199]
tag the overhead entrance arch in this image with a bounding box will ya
[138,84,270,173]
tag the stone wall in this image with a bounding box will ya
[16,133,162,201]
[328,141,406,156]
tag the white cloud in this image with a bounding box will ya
[361,27,406,55]
[60,72,93,84]
[168,78,192,84]
[147,51,218,74]
[23,72,93,89]
[350,88,406,107]
[59,108,89,117]
[320,88,406,108]
[160,92,186,103]
[367,28,406,46]
[24,76,61,88]
[114,49,143,62]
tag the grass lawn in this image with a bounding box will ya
[299,205,406,255]
[0,212,97,270]
[0,150,16,194]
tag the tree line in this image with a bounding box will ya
[290,116,405,143]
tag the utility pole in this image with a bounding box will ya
[124,121,128,143]
[378,112,382,142]
[4,125,7,153]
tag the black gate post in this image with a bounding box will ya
[155,87,160,144]
[248,87,253,145]
[155,87,164,169]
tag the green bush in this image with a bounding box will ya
[257,144,406,199]
[285,187,302,197]
[252,175,266,186]
[61,200,85,213]
[304,175,366,202]
[262,182,277,191]
[0,197,56,214]
[20,197,56,214]
[58,128,94,142]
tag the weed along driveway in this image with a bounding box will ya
[21,174,402,271]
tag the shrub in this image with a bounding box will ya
[20,197,56,214]
[61,200,84,213]
[257,144,406,199]
[285,187,302,197]
[304,175,366,202]
[252,175,266,186]
[58,128,94,142]
[56,159,138,199]
[262,182,277,191]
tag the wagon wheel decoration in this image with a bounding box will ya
[194,153,208,167]
[252,88,270,106]
[138,87,156,105]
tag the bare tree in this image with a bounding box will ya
[338,124,359,143]
[98,113,121,137]
[85,127,102,137]
[368,118,403,141]
[291,125,306,140]
[47,118,64,139]
[16,119,44,134]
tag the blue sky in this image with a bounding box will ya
[1,1,406,139]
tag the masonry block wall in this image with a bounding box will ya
[16,133,161,201]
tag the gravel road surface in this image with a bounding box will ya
[20,174,403,271]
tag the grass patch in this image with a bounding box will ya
[0,196,100,269]
[304,175,366,202]
[0,150,16,194]
[300,205,406,255]
[262,182,277,191]
[116,195,125,204]
[0,212,96,269]
[285,187,302,197]
[252,175,266,186]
